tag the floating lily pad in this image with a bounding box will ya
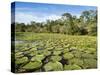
[69,58,84,67]
[50,56,62,61]
[83,58,97,68]
[44,61,63,71]
[53,51,62,55]
[30,47,37,51]
[46,47,54,51]
[93,52,97,59]
[31,54,45,61]
[15,52,24,58]
[43,51,51,56]
[84,48,96,54]
[23,50,32,55]
[71,51,83,58]
[63,53,74,60]
[15,57,28,65]
[82,53,95,59]
[64,64,81,70]
[64,44,70,48]
[62,49,69,53]
[28,52,35,56]
[37,50,44,54]
[22,61,42,70]
[69,47,77,51]
[21,47,30,51]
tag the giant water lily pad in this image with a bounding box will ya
[69,47,77,51]
[44,61,63,71]
[15,57,28,65]
[30,47,37,51]
[64,64,81,70]
[22,61,42,70]
[43,51,51,56]
[28,52,35,57]
[82,53,95,59]
[53,51,62,55]
[69,58,84,67]
[37,50,44,54]
[46,47,54,51]
[21,47,30,51]
[63,44,70,48]
[93,52,97,59]
[71,51,83,58]
[50,56,62,61]
[31,54,45,61]
[84,48,96,54]
[62,49,69,53]
[28,50,39,56]
[63,53,74,60]
[15,52,24,58]
[83,58,97,68]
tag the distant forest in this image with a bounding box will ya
[14,10,97,36]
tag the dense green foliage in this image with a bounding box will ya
[13,33,97,73]
[14,10,97,36]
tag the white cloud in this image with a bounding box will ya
[15,13,33,24]
[15,12,61,24]
[46,15,61,20]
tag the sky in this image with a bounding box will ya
[11,2,97,24]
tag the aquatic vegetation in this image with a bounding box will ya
[14,33,97,73]
[63,53,74,60]
[50,55,62,61]
[83,59,97,68]
[31,54,45,61]
[69,58,84,67]
[64,64,81,70]
[44,61,63,71]
[15,57,28,65]
[22,61,42,70]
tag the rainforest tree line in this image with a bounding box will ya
[15,10,97,36]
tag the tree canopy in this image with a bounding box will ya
[14,10,97,36]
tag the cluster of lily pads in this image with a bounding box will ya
[13,33,97,73]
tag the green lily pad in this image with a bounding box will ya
[15,52,24,58]
[64,64,81,70]
[22,61,42,70]
[53,51,62,55]
[28,52,35,56]
[71,51,83,58]
[82,53,95,59]
[84,48,96,54]
[44,61,63,71]
[93,52,97,59]
[30,47,37,51]
[31,54,45,61]
[83,58,97,68]
[15,57,28,65]
[64,44,70,48]
[63,53,74,60]
[62,49,69,53]
[43,51,51,56]
[46,47,54,51]
[21,47,30,51]
[69,58,84,67]
[50,56,62,61]
[69,47,77,51]
[37,50,44,54]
